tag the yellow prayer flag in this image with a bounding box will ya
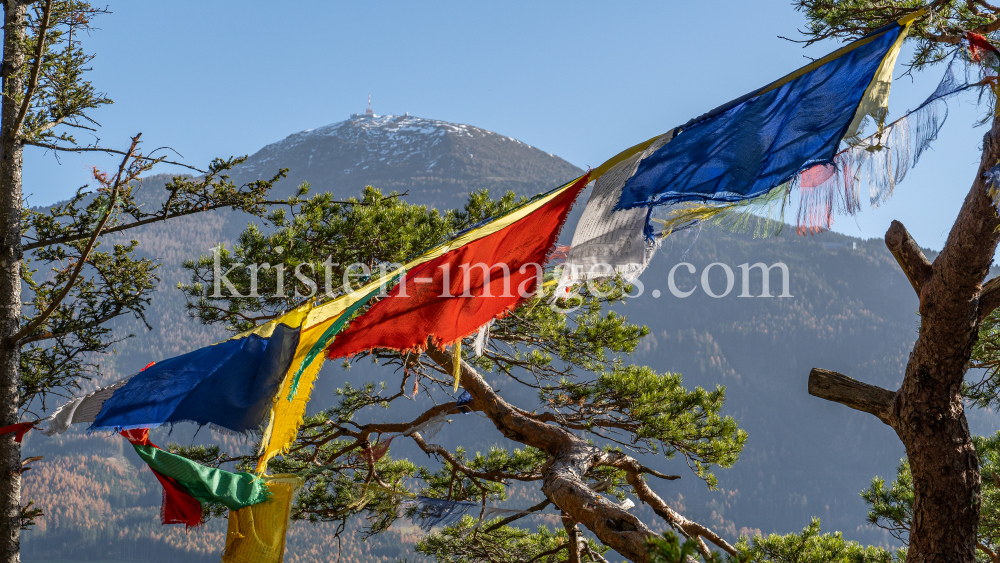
[222,474,304,563]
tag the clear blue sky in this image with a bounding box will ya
[23,1,989,251]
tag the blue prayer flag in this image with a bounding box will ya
[90,322,300,433]
[615,21,907,210]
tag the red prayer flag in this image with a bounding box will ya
[120,428,203,528]
[120,427,154,447]
[151,467,204,528]
[968,32,1000,63]
[326,174,589,358]
[0,422,35,443]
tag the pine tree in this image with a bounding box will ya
[0,2,294,560]
[793,2,1000,562]
[857,430,1000,563]
[179,188,747,563]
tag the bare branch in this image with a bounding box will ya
[885,220,933,296]
[24,140,204,172]
[584,543,612,563]
[601,455,681,481]
[808,368,897,427]
[525,544,569,563]
[563,516,583,563]
[11,134,140,343]
[622,468,733,557]
[352,402,460,436]
[483,499,551,533]
[409,431,543,483]
[31,115,65,135]
[422,345,729,563]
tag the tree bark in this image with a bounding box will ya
[884,220,932,295]
[891,192,985,558]
[810,116,1000,561]
[0,3,27,562]
[891,113,1000,561]
[807,368,896,426]
[562,516,583,563]
[978,276,1000,323]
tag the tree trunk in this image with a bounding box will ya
[894,123,1000,561]
[0,3,27,562]
[810,113,1000,561]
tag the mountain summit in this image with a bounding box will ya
[234,114,584,206]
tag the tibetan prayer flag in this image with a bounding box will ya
[222,474,304,563]
[119,430,202,528]
[87,307,311,434]
[121,429,271,514]
[132,445,271,511]
[38,275,385,473]
[151,466,204,528]
[40,363,152,436]
[255,287,381,473]
[403,496,479,531]
[558,130,675,287]
[324,173,589,360]
[0,422,36,443]
[614,14,919,211]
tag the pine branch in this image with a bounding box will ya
[24,139,204,172]
[11,133,140,343]
[10,0,51,140]
[22,200,287,251]
[23,192,404,251]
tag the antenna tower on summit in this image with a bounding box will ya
[350,94,376,119]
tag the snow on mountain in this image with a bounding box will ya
[233,114,583,207]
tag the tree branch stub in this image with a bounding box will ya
[885,220,932,297]
[979,276,1000,323]
[808,368,897,428]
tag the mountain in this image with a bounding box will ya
[231,113,584,206]
[16,114,992,562]
[15,115,586,563]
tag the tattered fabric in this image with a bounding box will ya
[645,42,983,237]
[120,429,203,528]
[559,131,675,288]
[403,497,480,531]
[151,467,204,528]
[325,174,589,360]
[615,16,914,210]
[40,363,150,435]
[0,422,36,443]
[89,310,307,434]
[122,429,272,513]
[256,288,381,473]
[222,474,304,563]
[400,496,544,531]
[794,47,982,233]
[404,413,450,441]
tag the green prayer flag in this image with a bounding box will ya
[133,444,271,510]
